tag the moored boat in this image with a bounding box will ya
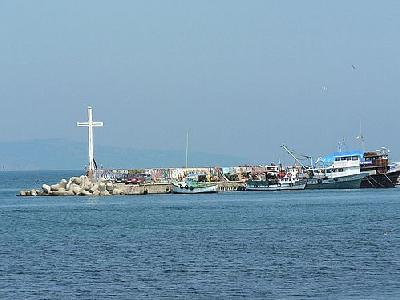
[306,173,367,189]
[360,149,400,188]
[305,151,367,189]
[246,179,307,191]
[246,166,306,191]
[172,173,218,194]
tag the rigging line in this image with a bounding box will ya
[368,176,385,188]
[383,173,394,185]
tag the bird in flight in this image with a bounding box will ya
[352,64,356,70]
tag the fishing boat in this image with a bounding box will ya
[172,174,218,194]
[360,149,400,188]
[246,166,307,191]
[172,131,218,194]
[306,151,368,189]
[246,179,307,191]
[351,122,399,187]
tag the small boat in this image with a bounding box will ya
[172,173,218,194]
[172,132,218,194]
[246,167,306,191]
[246,179,307,191]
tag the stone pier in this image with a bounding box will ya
[18,175,246,197]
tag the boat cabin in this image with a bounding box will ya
[361,151,389,175]
[313,152,363,179]
[186,173,209,183]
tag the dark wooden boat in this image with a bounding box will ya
[360,150,400,188]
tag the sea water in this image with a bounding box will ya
[0,171,399,299]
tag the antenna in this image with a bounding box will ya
[337,138,346,152]
[356,120,365,151]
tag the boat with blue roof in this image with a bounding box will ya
[305,151,368,189]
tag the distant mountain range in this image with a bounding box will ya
[0,139,246,170]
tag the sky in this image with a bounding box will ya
[1,0,400,166]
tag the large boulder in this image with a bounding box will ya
[59,179,68,189]
[84,183,93,191]
[66,180,72,191]
[100,190,110,196]
[71,177,82,185]
[64,190,74,196]
[69,184,82,195]
[50,184,61,192]
[106,182,114,192]
[81,176,94,191]
[36,190,45,196]
[79,175,88,186]
[112,189,124,195]
[42,184,51,194]
[79,190,92,196]
[30,189,37,196]
[89,183,99,194]
[73,188,83,196]
[98,182,106,192]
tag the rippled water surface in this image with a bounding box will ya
[1,171,400,299]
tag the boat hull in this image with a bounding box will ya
[246,180,306,191]
[172,184,218,194]
[306,173,367,190]
[360,170,400,188]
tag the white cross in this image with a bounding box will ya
[77,106,103,175]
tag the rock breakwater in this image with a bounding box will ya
[19,175,125,197]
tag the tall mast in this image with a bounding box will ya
[337,138,346,152]
[185,130,189,169]
[357,120,365,151]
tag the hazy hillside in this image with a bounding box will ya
[0,139,246,170]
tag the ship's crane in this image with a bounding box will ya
[280,145,313,169]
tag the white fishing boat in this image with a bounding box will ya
[306,152,368,189]
[246,166,306,191]
[246,179,307,191]
[280,145,368,189]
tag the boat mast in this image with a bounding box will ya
[185,130,189,169]
[356,120,365,152]
[337,138,346,152]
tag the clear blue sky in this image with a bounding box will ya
[1,0,399,164]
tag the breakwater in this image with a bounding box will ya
[19,175,123,196]
[19,175,246,196]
